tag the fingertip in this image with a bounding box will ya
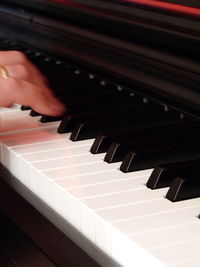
[26,92,66,116]
[48,100,66,116]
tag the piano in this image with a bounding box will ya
[0,0,200,266]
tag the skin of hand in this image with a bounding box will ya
[0,51,65,116]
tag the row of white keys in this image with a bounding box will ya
[0,112,96,229]
[1,122,63,170]
[112,206,200,265]
[18,162,163,265]
[7,146,165,266]
[152,239,200,266]
[1,128,95,190]
[89,196,200,252]
[3,138,198,267]
[60,163,200,265]
[103,199,200,266]
[20,157,152,230]
[0,109,54,134]
[0,108,63,166]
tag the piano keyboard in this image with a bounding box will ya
[0,40,200,267]
[1,104,200,267]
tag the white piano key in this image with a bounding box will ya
[97,197,200,223]
[19,155,150,243]
[0,104,20,113]
[82,185,164,209]
[20,160,81,230]
[0,109,31,123]
[22,142,94,163]
[114,205,200,236]
[171,257,200,267]
[79,186,164,244]
[32,153,103,170]
[0,110,49,134]
[95,198,200,256]
[150,239,200,265]
[42,168,150,245]
[22,164,81,230]
[79,178,197,248]
[3,137,80,229]
[68,175,149,199]
[11,136,91,154]
[132,221,200,250]
[111,226,165,267]
[94,199,200,255]
[60,170,152,244]
[1,124,59,143]
[0,120,60,135]
[55,168,149,190]
[14,149,102,189]
[1,125,64,172]
[43,161,119,179]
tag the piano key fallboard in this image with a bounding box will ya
[0,37,200,267]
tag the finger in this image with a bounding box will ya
[22,59,49,86]
[0,50,48,84]
[0,77,65,116]
[0,51,30,65]
[4,64,47,88]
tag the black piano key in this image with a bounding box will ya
[91,132,130,155]
[104,137,163,163]
[62,99,151,131]
[90,122,182,154]
[70,117,135,141]
[120,144,200,173]
[21,106,30,111]
[57,114,74,133]
[166,176,200,202]
[90,120,188,154]
[104,142,139,163]
[69,111,167,141]
[70,110,182,141]
[51,86,110,100]
[147,159,200,189]
[104,125,200,163]
[40,115,64,123]
[62,96,144,119]
[55,88,123,100]
[30,110,41,117]
[104,136,176,163]
[57,100,160,134]
[56,90,129,106]
[62,95,136,114]
[57,107,138,133]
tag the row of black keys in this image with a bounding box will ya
[30,106,200,203]
[1,39,200,204]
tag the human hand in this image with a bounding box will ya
[0,51,65,116]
